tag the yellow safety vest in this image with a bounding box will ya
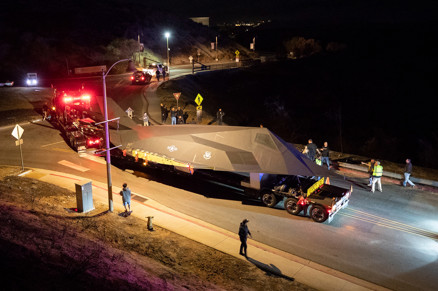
[373,165,383,177]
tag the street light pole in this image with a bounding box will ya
[165,32,170,77]
[102,58,131,212]
[215,36,218,61]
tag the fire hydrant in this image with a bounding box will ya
[147,216,154,231]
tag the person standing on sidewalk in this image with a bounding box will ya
[403,159,416,188]
[217,108,225,125]
[238,219,252,257]
[361,159,376,186]
[120,183,132,213]
[143,112,149,126]
[371,161,383,193]
[320,142,330,169]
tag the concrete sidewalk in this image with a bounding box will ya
[21,167,388,291]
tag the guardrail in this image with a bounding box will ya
[192,59,260,74]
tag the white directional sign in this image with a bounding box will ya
[11,124,24,140]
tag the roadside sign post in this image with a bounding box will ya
[195,94,204,124]
[235,50,240,62]
[11,124,24,171]
[173,92,181,108]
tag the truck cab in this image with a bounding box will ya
[243,173,352,223]
[26,73,38,86]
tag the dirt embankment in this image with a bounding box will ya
[0,167,313,291]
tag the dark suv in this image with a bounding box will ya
[131,71,151,85]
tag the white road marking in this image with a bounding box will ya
[80,153,106,165]
[41,141,65,147]
[58,160,90,172]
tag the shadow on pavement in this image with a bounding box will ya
[246,257,294,281]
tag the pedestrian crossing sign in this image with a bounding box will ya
[195,94,203,106]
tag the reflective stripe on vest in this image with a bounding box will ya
[373,165,383,177]
[316,159,322,166]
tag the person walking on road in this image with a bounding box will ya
[120,183,132,213]
[320,142,330,169]
[371,161,383,193]
[403,159,416,188]
[238,219,252,257]
[171,108,177,125]
[361,159,376,186]
[156,69,161,82]
[306,139,319,161]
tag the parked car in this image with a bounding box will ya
[131,71,152,85]
[26,73,38,86]
[0,80,14,87]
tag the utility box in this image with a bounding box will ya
[75,180,94,213]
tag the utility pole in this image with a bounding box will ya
[215,36,218,61]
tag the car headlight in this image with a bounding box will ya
[26,79,31,85]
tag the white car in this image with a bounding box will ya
[26,73,38,86]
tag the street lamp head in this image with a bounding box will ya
[164,32,170,39]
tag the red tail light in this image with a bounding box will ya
[87,139,101,146]
[141,76,145,81]
[131,76,134,80]
[63,97,73,103]
[81,95,90,101]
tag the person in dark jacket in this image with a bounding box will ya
[160,103,168,124]
[238,219,252,257]
[177,106,184,124]
[120,183,132,213]
[403,159,415,187]
[217,108,225,125]
[155,69,161,82]
[320,142,330,169]
[306,139,319,161]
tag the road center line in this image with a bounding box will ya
[41,141,65,147]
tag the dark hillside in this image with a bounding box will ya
[163,49,438,168]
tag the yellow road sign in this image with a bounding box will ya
[195,93,203,106]
[235,50,240,55]
[196,106,202,110]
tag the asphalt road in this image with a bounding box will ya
[1,76,437,291]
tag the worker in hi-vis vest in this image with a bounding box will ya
[371,161,383,193]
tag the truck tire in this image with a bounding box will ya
[261,192,278,208]
[285,198,302,215]
[310,205,328,223]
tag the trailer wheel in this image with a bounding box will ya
[285,198,302,215]
[261,192,278,208]
[310,205,328,223]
